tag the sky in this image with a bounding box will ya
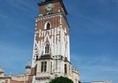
[0,0,118,83]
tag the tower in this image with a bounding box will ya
[31,0,80,83]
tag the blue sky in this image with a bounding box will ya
[0,0,118,83]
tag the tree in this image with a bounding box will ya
[49,76,73,83]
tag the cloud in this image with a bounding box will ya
[70,53,118,82]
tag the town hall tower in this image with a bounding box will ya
[31,0,80,83]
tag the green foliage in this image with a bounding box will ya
[49,76,73,83]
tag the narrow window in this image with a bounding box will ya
[64,64,67,74]
[44,62,47,72]
[36,55,38,60]
[46,22,50,30]
[45,44,49,54]
[41,62,44,72]
[69,65,70,74]
[56,59,58,70]
[35,65,37,76]
[50,62,52,73]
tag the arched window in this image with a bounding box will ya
[46,22,50,30]
[45,44,49,54]
[45,22,51,30]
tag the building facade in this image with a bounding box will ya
[0,66,32,83]
[31,0,80,83]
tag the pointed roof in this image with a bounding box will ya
[25,59,31,69]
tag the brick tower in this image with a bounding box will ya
[31,0,80,83]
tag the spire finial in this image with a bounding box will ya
[25,59,31,69]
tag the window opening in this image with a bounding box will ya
[41,61,47,72]
[46,22,50,30]
[64,64,67,74]
[45,44,49,54]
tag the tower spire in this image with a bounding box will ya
[25,59,31,75]
[0,67,4,77]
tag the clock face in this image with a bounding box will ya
[45,3,54,12]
